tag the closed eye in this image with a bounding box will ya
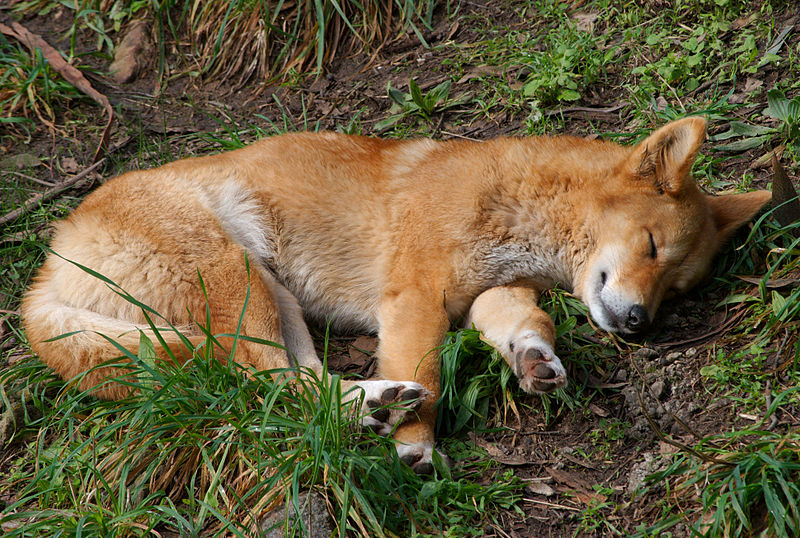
[648,232,657,259]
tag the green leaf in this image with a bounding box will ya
[558,89,581,101]
[710,121,777,141]
[427,80,451,104]
[713,135,769,152]
[409,79,425,108]
[374,114,403,131]
[772,290,787,318]
[522,79,543,97]
[137,332,158,390]
[387,82,408,107]
[765,89,800,123]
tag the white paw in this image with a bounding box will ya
[396,441,438,475]
[509,333,567,394]
[354,380,430,436]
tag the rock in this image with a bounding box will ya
[650,379,668,400]
[633,347,659,360]
[260,491,332,537]
[627,452,655,493]
[109,20,153,84]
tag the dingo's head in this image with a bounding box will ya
[577,117,771,334]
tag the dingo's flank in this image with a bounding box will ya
[23,117,770,472]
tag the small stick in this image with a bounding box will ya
[523,498,581,511]
[0,159,105,228]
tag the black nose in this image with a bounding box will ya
[625,305,650,333]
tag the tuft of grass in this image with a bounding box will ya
[436,329,513,437]
[639,415,800,538]
[17,0,439,89]
[0,34,81,131]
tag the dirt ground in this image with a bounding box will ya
[2,1,798,536]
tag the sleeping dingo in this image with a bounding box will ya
[22,117,770,473]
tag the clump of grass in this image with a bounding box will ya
[640,413,800,538]
[16,0,438,90]
[436,329,513,437]
[0,34,80,130]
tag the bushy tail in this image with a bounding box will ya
[22,286,206,400]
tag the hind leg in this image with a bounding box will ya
[258,265,429,436]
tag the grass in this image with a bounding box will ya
[0,33,82,132]
[11,0,439,91]
[0,272,522,535]
[2,0,800,535]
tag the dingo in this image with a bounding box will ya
[22,117,770,472]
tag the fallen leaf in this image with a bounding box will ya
[547,467,607,505]
[525,480,556,496]
[469,433,529,466]
[456,65,504,84]
[0,153,41,170]
[734,273,800,288]
[771,156,800,235]
[658,441,679,455]
[744,77,763,93]
[589,403,610,417]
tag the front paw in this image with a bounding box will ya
[510,333,567,394]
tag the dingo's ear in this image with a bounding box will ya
[632,116,707,194]
[707,190,772,243]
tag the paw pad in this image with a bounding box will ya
[358,381,430,436]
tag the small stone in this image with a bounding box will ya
[651,379,668,400]
[260,492,332,537]
[633,348,659,360]
[665,352,682,363]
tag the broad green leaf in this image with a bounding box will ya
[772,290,787,318]
[710,121,777,141]
[428,80,451,104]
[374,114,403,131]
[137,332,158,390]
[713,135,769,152]
[387,82,408,106]
[409,79,425,108]
[558,89,581,101]
[765,89,800,122]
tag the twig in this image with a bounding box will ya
[0,159,105,228]
[440,130,482,141]
[11,171,56,187]
[523,498,580,511]
[657,305,747,348]
[545,103,625,117]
